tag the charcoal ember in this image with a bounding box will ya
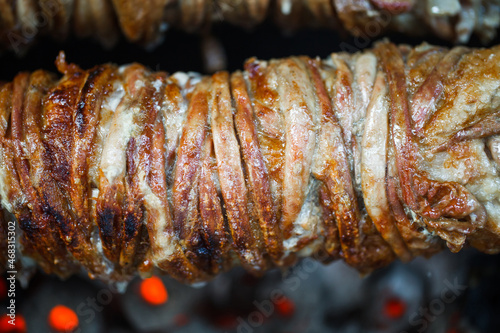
[120,276,204,332]
[20,276,104,333]
[364,264,426,332]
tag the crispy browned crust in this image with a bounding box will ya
[376,42,487,253]
[210,71,269,274]
[232,71,284,265]
[1,43,500,283]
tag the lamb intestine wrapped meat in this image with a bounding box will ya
[0,41,499,284]
[1,0,500,53]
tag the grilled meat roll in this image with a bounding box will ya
[0,41,499,284]
[1,0,500,53]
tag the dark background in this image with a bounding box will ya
[0,22,460,80]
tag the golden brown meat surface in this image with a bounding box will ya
[1,0,500,53]
[0,41,499,283]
